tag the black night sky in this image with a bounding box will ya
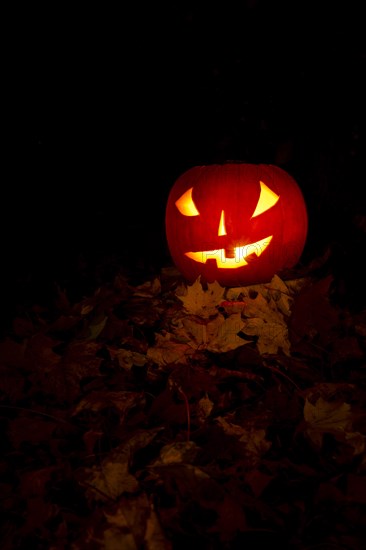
[4,1,366,320]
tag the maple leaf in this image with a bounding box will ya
[174,312,245,353]
[304,397,352,432]
[177,277,225,318]
[71,390,145,424]
[147,332,194,366]
[227,275,294,355]
[197,393,215,424]
[303,389,366,456]
[108,347,148,370]
[205,312,246,353]
[78,429,161,502]
[216,416,272,467]
[152,441,200,465]
[72,493,172,550]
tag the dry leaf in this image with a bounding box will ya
[177,277,225,317]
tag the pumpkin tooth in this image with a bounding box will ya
[225,246,235,259]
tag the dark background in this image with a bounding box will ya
[4,1,366,312]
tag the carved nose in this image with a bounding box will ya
[218,210,227,236]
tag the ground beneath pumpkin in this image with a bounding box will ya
[1,244,366,550]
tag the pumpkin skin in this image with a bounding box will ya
[165,163,308,287]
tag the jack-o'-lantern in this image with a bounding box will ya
[165,163,308,287]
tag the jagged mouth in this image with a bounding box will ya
[185,236,272,268]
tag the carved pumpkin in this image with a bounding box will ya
[165,163,308,287]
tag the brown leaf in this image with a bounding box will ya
[209,493,248,542]
[71,493,171,550]
[148,387,188,427]
[329,335,364,365]
[71,390,145,424]
[20,496,59,536]
[77,428,161,502]
[0,337,29,369]
[244,468,273,498]
[20,466,59,498]
[0,364,25,402]
[346,474,366,504]
[8,416,58,449]
[289,275,340,348]
[12,316,38,338]
[26,333,62,371]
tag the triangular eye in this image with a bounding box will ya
[251,181,280,218]
[175,187,200,216]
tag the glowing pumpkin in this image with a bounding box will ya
[165,163,308,287]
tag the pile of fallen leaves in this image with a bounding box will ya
[1,262,366,549]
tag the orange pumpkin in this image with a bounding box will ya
[165,163,308,287]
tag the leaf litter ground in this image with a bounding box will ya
[1,252,366,550]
